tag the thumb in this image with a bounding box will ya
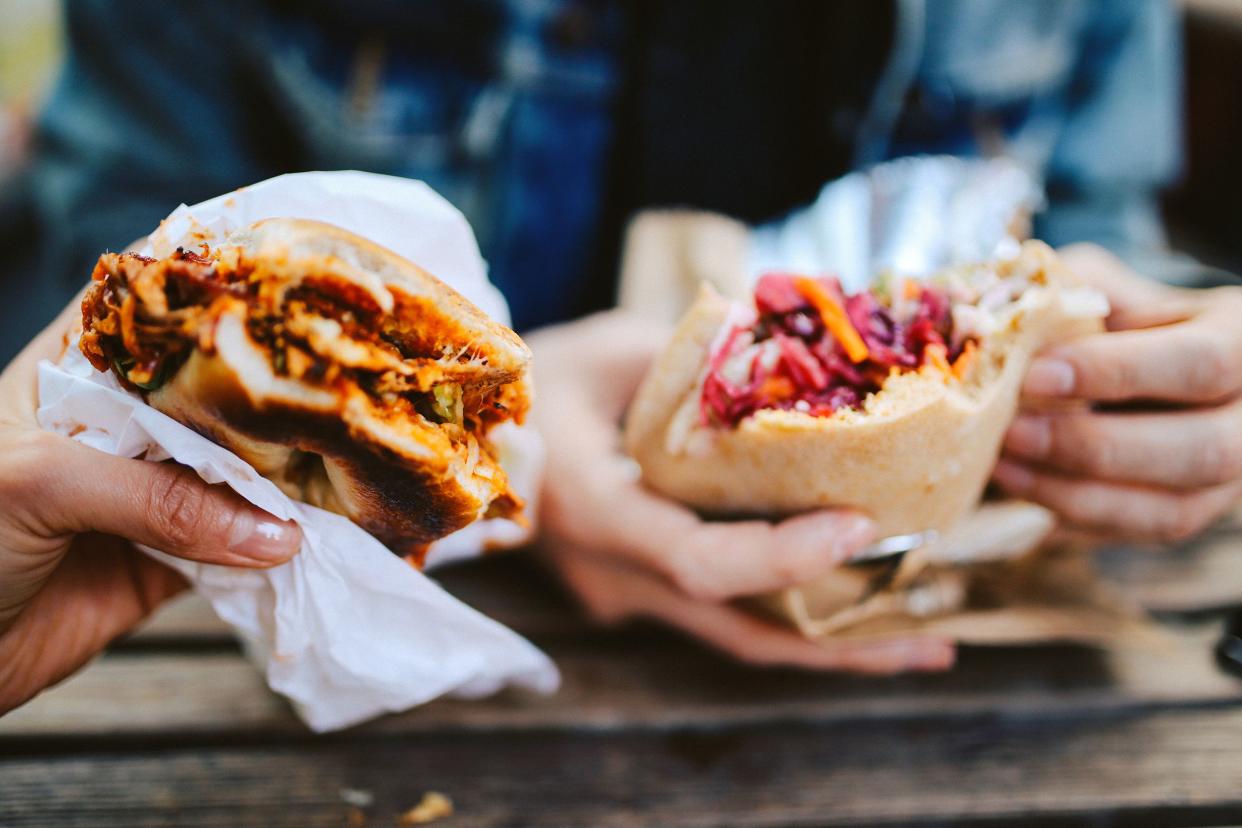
[24,435,301,568]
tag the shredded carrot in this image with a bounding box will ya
[902,278,922,300]
[759,375,796,400]
[924,343,953,378]
[951,340,977,380]
[794,277,870,364]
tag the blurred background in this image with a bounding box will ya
[0,0,1239,364]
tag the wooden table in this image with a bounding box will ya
[3,522,1242,827]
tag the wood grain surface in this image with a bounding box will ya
[3,539,1242,826]
[4,708,1242,827]
[3,620,1240,740]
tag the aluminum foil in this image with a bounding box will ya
[748,155,1042,292]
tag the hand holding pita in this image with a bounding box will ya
[527,311,955,673]
[997,243,1242,542]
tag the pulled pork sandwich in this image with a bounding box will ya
[80,218,531,557]
[624,241,1108,537]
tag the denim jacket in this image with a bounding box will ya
[29,0,1179,330]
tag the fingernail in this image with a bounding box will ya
[993,459,1035,494]
[833,515,877,561]
[1024,358,1075,396]
[1005,415,1051,458]
[229,509,301,563]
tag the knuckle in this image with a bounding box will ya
[1183,331,1235,400]
[0,432,59,496]
[769,549,810,588]
[1061,418,1116,477]
[668,559,724,602]
[666,533,728,601]
[1191,418,1242,486]
[1108,355,1144,399]
[147,466,213,549]
[1091,435,1126,480]
[1077,350,1133,399]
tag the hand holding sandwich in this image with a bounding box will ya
[998,244,1242,542]
[0,300,301,714]
[528,311,956,673]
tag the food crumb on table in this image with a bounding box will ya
[398,791,454,825]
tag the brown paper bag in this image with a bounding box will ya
[757,502,1164,648]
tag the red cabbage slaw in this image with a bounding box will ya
[700,273,976,427]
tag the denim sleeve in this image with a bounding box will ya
[29,0,284,296]
[1034,0,1182,258]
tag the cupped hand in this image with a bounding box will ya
[527,311,955,674]
[0,298,301,714]
[996,244,1242,542]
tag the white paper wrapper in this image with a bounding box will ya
[36,171,559,732]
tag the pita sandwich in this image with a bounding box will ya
[624,241,1108,537]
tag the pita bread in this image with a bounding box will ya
[623,241,1106,537]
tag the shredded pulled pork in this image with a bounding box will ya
[79,248,519,442]
[701,273,980,427]
[79,248,237,389]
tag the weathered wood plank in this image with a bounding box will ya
[0,655,288,736]
[3,620,1239,739]
[3,707,1242,827]
[130,593,229,640]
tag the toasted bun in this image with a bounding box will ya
[150,312,512,550]
[131,218,530,552]
[623,242,1104,537]
[226,218,530,381]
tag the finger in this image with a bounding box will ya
[993,459,1242,544]
[529,311,671,422]
[596,480,876,601]
[1004,399,1242,490]
[17,434,301,568]
[658,597,957,675]
[553,547,954,674]
[1022,320,1242,404]
[1057,244,1195,330]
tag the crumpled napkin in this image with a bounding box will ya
[36,171,559,732]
